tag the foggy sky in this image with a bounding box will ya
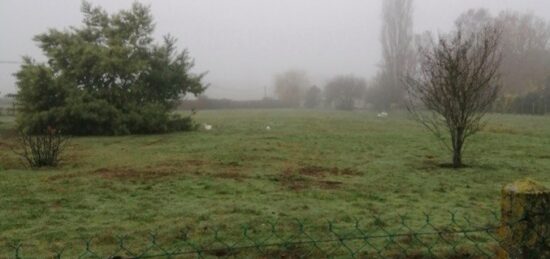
[1,0,550,100]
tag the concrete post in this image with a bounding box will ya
[498,179,549,258]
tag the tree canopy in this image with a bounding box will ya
[15,1,206,135]
[377,0,416,109]
[406,25,502,168]
[455,9,550,95]
[273,70,309,108]
[325,75,366,110]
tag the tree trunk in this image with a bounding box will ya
[452,127,464,168]
[452,149,462,168]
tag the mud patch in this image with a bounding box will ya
[275,167,345,191]
[276,168,310,191]
[298,165,362,177]
[45,164,190,182]
[45,172,80,182]
[298,165,327,177]
[336,167,363,176]
[188,160,208,167]
[317,180,343,189]
[94,167,172,181]
[213,170,247,181]
[153,159,210,175]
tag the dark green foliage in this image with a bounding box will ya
[14,1,205,135]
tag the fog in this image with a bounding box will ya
[1,0,549,100]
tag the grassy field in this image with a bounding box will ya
[0,109,549,255]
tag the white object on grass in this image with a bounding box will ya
[266,126,271,131]
[204,124,212,130]
[377,112,388,118]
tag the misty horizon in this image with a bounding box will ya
[1,0,550,100]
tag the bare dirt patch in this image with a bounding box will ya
[155,159,208,168]
[91,159,250,182]
[45,172,80,182]
[317,180,343,189]
[94,167,168,180]
[298,165,327,177]
[45,161,181,183]
[92,159,208,181]
[298,165,362,177]
[276,168,310,191]
[213,170,247,181]
[275,166,353,191]
[335,167,362,176]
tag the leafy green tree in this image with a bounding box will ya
[15,1,206,135]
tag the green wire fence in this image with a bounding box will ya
[4,181,549,258]
[4,210,547,258]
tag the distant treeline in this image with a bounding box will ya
[493,79,550,115]
[179,97,287,110]
[0,97,16,115]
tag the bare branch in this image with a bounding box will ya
[405,24,502,168]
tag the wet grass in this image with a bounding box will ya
[0,109,549,256]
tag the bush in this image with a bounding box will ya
[14,2,206,135]
[12,127,70,168]
[124,104,196,134]
[167,114,197,132]
[17,93,126,135]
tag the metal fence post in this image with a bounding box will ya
[498,179,549,259]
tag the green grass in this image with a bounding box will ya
[0,109,549,256]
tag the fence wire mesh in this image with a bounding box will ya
[4,208,548,259]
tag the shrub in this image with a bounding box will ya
[12,127,70,168]
[14,2,206,135]
[167,114,198,132]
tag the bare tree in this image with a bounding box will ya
[455,9,550,95]
[12,127,70,168]
[325,75,366,110]
[378,0,416,109]
[455,9,493,36]
[405,25,502,168]
[304,85,322,108]
[274,70,309,108]
[495,11,550,95]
